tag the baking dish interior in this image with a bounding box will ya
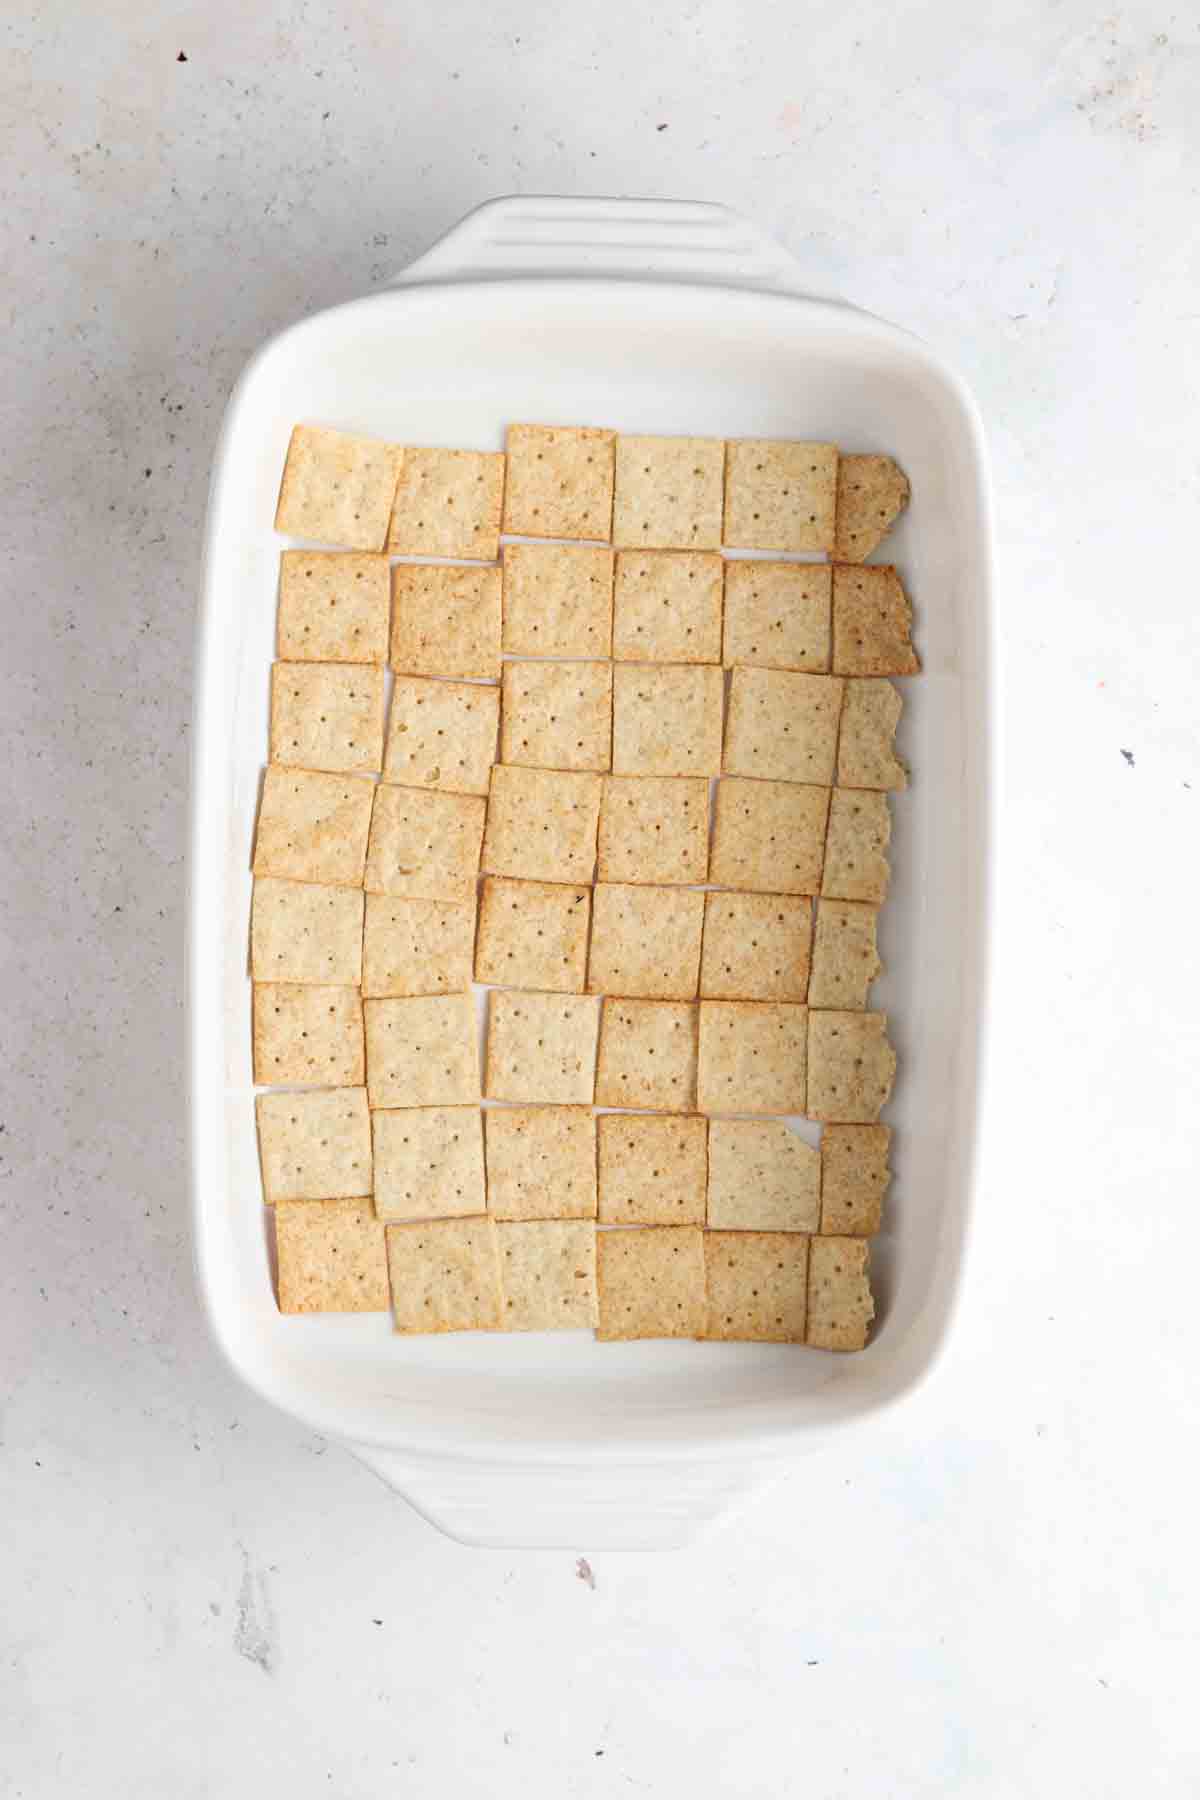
[192,279,990,1461]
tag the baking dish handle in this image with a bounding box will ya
[391,195,830,297]
[352,1445,776,1551]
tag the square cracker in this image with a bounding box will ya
[596,1113,707,1225]
[475,877,591,994]
[611,663,723,778]
[387,1216,503,1334]
[501,542,613,658]
[806,1010,896,1123]
[275,1199,389,1314]
[587,883,705,1000]
[697,1001,807,1115]
[837,679,907,791]
[707,1119,820,1231]
[834,454,910,563]
[821,790,891,904]
[722,561,831,672]
[596,1226,705,1340]
[700,892,811,1002]
[807,1235,874,1350]
[484,990,600,1105]
[387,446,505,560]
[252,766,374,888]
[612,434,724,550]
[831,565,919,676]
[253,983,364,1086]
[709,778,829,895]
[269,662,385,775]
[500,661,612,773]
[723,667,844,786]
[481,765,601,884]
[808,900,882,1010]
[256,1087,371,1203]
[364,783,485,903]
[612,551,723,663]
[496,1220,598,1330]
[362,892,475,997]
[390,564,501,681]
[484,1106,597,1221]
[363,993,478,1109]
[820,1123,891,1236]
[597,775,709,886]
[372,1105,485,1222]
[275,424,403,551]
[251,877,363,986]
[503,423,615,541]
[383,675,499,798]
[278,552,389,664]
[594,998,697,1111]
[703,1231,809,1342]
[723,439,838,553]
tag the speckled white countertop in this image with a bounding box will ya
[3,4,1199,1794]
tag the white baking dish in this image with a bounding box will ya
[190,197,994,1549]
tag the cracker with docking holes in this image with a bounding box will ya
[253,766,373,888]
[253,983,365,1087]
[697,1001,808,1116]
[611,663,723,778]
[587,882,705,1001]
[484,990,601,1106]
[269,662,385,775]
[372,1105,486,1223]
[501,542,613,658]
[390,563,501,681]
[251,877,363,986]
[275,424,403,551]
[277,552,389,664]
[724,439,838,553]
[475,877,591,994]
[484,1106,598,1221]
[387,1216,504,1334]
[595,998,699,1112]
[276,1200,390,1314]
[383,675,499,797]
[596,775,708,886]
[612,550,723,663]
[819,1124,891,1236]
[595,1226,706,1340]
[704,1231,810,1341]
[361,893,476,998]
[613,434,724,550]
[722,561,831,672]
[597,1113,707,1226]
[500,661,612,774]
[256,1087,372,1203]
[496,1220,599,1330]
[363,994,479,1110]
[503,424,615,541]
[387,445,504,560]
[700,892,811,1003]
[364,783,485,904]
[481,765,601,885]
[706,1120,820,1232]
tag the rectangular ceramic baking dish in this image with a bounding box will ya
[190,196,994,1549]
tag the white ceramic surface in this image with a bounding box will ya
[193,198,993,1547]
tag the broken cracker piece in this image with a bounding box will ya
[834,454,910,563]
[807,1234,874,1350]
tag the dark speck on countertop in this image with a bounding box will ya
[1120,748,1134,766]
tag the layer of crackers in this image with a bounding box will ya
[257,422,918,1347]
